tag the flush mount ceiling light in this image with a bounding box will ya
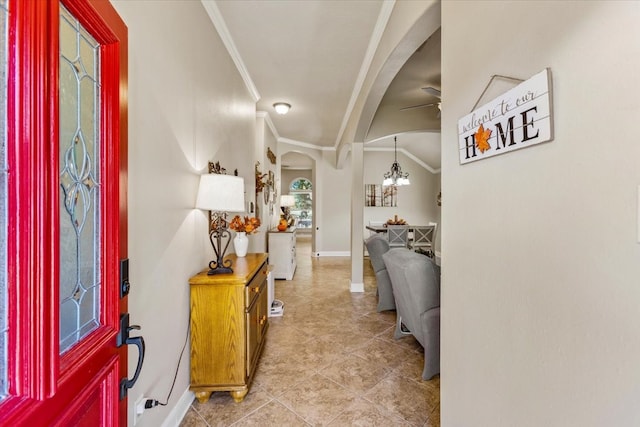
[273,102,291,115]
[383,136,410,186]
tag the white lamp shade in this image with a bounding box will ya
[196,174,245,212]
[280,194,295,207]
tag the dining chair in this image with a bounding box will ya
[368,220,385,236]
[387,225,409,248]
[411,223,437,256]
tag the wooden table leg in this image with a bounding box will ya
[230,389,248,403]
[195,391,212,403]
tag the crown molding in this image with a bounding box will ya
[278,141,439,173]
[399,148,439,174]
[256,111,279,140]
[363,147,439,174]
[201,0,261,102]
[279,138,335,152]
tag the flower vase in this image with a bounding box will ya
[233,232,249,257]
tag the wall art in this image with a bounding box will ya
[365,184,397,207]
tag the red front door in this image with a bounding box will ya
[1,0,129,425]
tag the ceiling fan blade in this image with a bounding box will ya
[399,102,438,111]
[421,86,441,98]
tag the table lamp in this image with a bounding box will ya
[280,194,296,225]
[196,174,245,275]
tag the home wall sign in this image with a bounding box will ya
[458,68,553,164]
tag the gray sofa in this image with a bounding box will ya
[382,248,440,380]
[364,233,395,312]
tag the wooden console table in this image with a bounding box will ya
[189,253,269,403]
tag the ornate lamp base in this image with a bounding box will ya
[207,214,234,275]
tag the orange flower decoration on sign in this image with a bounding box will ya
[475,123,492,153]
[229,215,261,235]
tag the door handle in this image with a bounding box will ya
[118,313,145,400]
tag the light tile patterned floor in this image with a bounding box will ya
[180,234,440,426]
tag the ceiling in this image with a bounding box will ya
[208,0,441,171]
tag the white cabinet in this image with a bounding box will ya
[268,227,296,280]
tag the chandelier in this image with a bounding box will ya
[383,136,410,186]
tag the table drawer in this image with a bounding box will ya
[245,262,267,308]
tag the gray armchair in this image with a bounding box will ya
[382,248,440,380]
[364,233,395,312]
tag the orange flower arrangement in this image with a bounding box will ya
[229,215,261,235]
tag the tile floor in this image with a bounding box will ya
[180,234,440,426]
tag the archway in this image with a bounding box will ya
[279,149,318,256]
[346,4,441,290]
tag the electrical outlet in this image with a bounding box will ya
[134,395,146,426]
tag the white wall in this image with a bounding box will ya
[441,2,640,426]
[253,116,279,252]
[262,122,279,232]
[111,2,256,426]
[319,150,353,253]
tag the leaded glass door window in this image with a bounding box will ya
[59,3,101,354]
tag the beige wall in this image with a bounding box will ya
[319,150,353,253]
[442,1,640,426]
[111,1,256,425]
[253,116,280,252]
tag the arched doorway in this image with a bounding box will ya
[280,150,317,255]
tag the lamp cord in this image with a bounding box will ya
[145,310,190,408]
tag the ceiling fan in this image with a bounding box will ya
[400,87,441,117]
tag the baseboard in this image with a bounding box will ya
[160,387,194,427]
[315,251,350,257]
[314,250,437,262]
[350,281,364,292]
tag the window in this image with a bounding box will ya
[289,178,312,229]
